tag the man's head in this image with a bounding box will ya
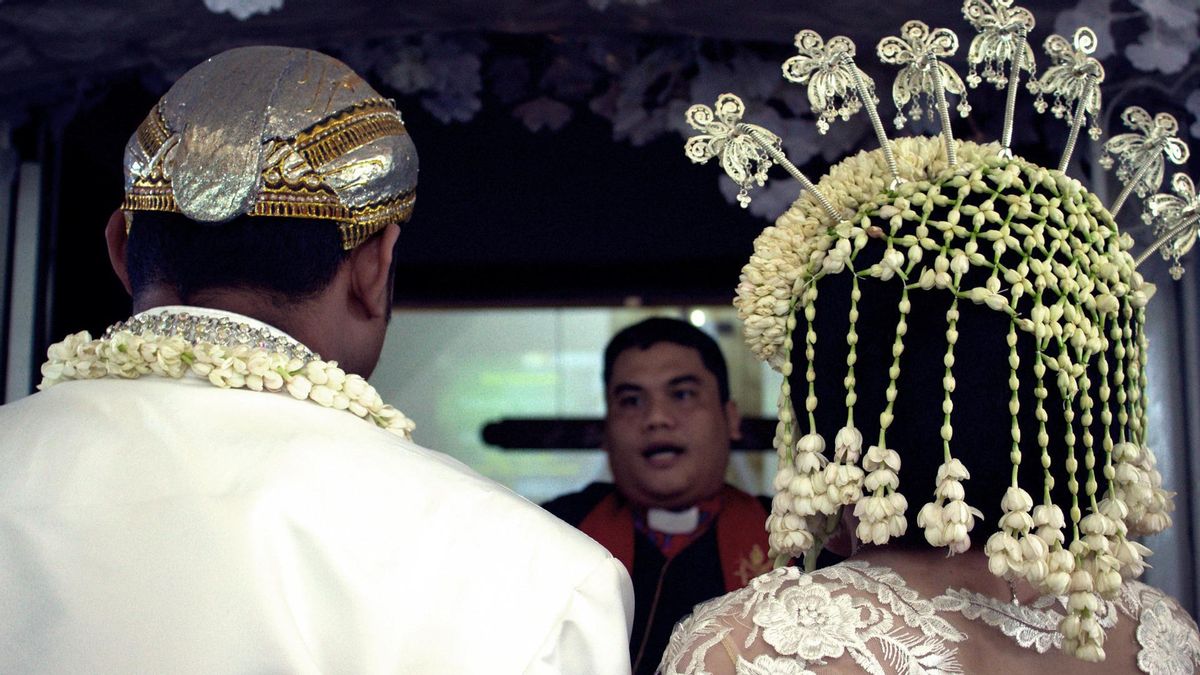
[602,317,742,510]
[105,46,417,377]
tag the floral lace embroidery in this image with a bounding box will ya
[661,563,1200,675]
[1128,582,1200,675]
[933,587,1117,654]
[736,654,813,675]
[751,575,870,661]
[661,563,964,674]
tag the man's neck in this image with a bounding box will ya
[181,290,295,333]
[134,288,313,354]
[132,280,381,377]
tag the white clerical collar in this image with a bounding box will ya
[647,506,700,535]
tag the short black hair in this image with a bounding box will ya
[126,211,351,305]
[603,317,731,402]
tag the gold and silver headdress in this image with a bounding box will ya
[684,0,1191,662]
[123,46,418,250]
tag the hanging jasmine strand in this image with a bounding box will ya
[855,278,911,547]
[918,289,982,553]
[823,271,867,555]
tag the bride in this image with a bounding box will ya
[660,137,1200,672]
[661,3,1198,667]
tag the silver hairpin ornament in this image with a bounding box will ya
[684,93,841,221]
[962,0,1036,156]
[878,20,969,167]
[1137,173,1200,279]
[1101,107,1191,218]
[782,30,903,188]
[1029,27,1105,173]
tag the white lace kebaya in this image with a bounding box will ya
[660,562,1200,675]
[38,306,415,440]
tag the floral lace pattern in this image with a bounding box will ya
[752,575,867,661]
[661,562,1200,674]
[1132,584,1200,674]
[934,585,1119,654]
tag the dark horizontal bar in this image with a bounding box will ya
[481,417,779,451]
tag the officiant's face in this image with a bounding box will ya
[604,342,741,510]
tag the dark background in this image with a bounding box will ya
[1,0,1197,375]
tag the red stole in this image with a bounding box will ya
[578,485,773,592]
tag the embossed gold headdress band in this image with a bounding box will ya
[123,46,418,250]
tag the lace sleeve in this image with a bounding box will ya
[1123,582,1200,675]
[659,589,745,674]
[660,563,965,675]
[660,567,804,675]
[660,612,816,675]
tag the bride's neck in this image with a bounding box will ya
[847,545,1034,603]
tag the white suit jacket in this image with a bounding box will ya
[0,347,633,673]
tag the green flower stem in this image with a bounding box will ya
[778,310,798,465]
[804,286,820,433]
[1076,342,1099,512]
[1033,292,1054,506]
[1115,302,1133,443]
[943,286,961,467]
[1058,335,1082,543]
[845,272,861,428]
[1135,311,1150,446]
[1008,320,1021,486]
[877,282,912,449]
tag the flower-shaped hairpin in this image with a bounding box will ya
[684,93,840,219]
[962,0,1036,155]
[783,30,902,187]
[684,94,779,208]
[878,20,968,166]
[1140,173,1200,280]
[1030,27,1105,172]
[782,31,866,135]
[963,0,1035,88]
[1102,107,1190,218]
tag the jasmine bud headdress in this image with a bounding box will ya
[684,0,1189,662]
[123,46,418,250]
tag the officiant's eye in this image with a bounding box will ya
[615,392,644,409]
[670,387,697,403]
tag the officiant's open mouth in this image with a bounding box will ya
[642,444,687,468]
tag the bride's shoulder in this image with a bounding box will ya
[1115,579,1200,673]
[659,562,927,675]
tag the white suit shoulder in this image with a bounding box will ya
[0,377,633,674]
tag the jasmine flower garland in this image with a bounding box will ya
[38,327,415,440]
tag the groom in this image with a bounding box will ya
[0,46,632,673]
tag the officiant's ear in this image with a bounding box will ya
[105,209,133,296]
